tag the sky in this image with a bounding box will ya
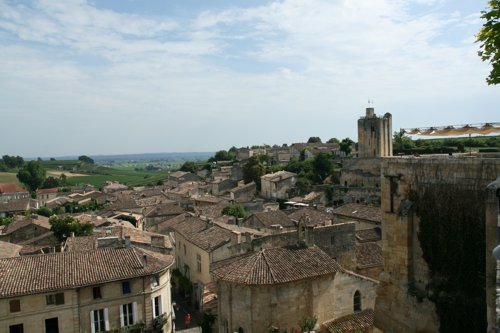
[0,0,498,157]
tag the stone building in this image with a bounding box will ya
[211,245,377,333]
[0,247,174,333]
[261,171,297,200]
[0,215,53,244]
[374,158,500,332]
[0,183,29,203]
[242,210,295,234]
[357,106,392,158]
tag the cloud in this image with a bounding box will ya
[0,0,495,156]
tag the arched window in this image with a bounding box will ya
[354,290,361,312]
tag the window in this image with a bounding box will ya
[197,254,202,273]
[9,324,23,333]
[354,290,362,312]
[93,287,102,299]
[122,281,131,294]
[152,274,160,287]
[46,293,65,305]
[9,299,20,312]
[238,327,244,333]
[90,308,109,333]
[183,244,186,255]
[153,295,163,318]
[330,235,335,245]
[120,302,137,327]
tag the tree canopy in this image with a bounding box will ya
[49,215,93,242]
[221,204,247,219]
[307,136,322,143]
[2,155,24,169]
[477,0,500,84]
[17,161,46,192]
[78,155,94,164]
[339,138,354,156]
[242,156,265,190]
[180,161,198,173]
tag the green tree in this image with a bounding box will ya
[78,155,94,164]
[17,161,46,192]
[221,204,247,219]
[307,136,322,143]
[42,176,60,189]
[49,215,93,242]
[327,137,340,144]
[36,206,53,217]
[393,131,415,152]
[2,155,24,169]
[477,0,500,84]
[312,152,333,183]
[242,156,265,190]
[298,315,317,333]
[339,138,354,156]
[180,161,197,173]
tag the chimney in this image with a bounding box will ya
[70,232,75,238]
[124,235,131,247]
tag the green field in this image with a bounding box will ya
[0,172,21,185]
[39,160,170,188]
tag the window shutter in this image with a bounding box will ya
[132,302,138,325]
[120,304,125,327]
[104,308,110,331]
[90,311,95,333]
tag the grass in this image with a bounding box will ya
[0,172,21,185]
[40,160,170,188]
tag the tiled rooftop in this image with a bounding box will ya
[355,228,381,243]
[211,245,342,285]
[287,207,332,226]
[1,215,50,235]
[0,247,173,297]
[172,217,232,251]
[0,183,27,193]
[332,203,381,224]
[250,210,295,228]
[356,243,382,269]
[322,309,374,333]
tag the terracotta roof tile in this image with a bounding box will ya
[0,183,27,193]
[356,243,382,268]
[287,207,332,226]
[0,247,173,297]
[1,215,51,235]
[355,228,381,242]
[172,217,232,251]
[249,210,295,228]
[322,309,374,333]
[0,241,22,258]
[211,246,341,285]
[332,203,381,224]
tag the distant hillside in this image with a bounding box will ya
[31,152,214,163]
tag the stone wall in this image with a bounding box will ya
[374,157,500,333]
[340,158,382,188]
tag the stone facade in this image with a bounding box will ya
[261,171,297,200]
[0,248,174,333]
[357,107,392,158]
[216,270,376,333]
[374,157,500,333]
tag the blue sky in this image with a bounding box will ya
[0,0,498,157]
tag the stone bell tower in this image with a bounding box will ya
[357,102,393,157]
